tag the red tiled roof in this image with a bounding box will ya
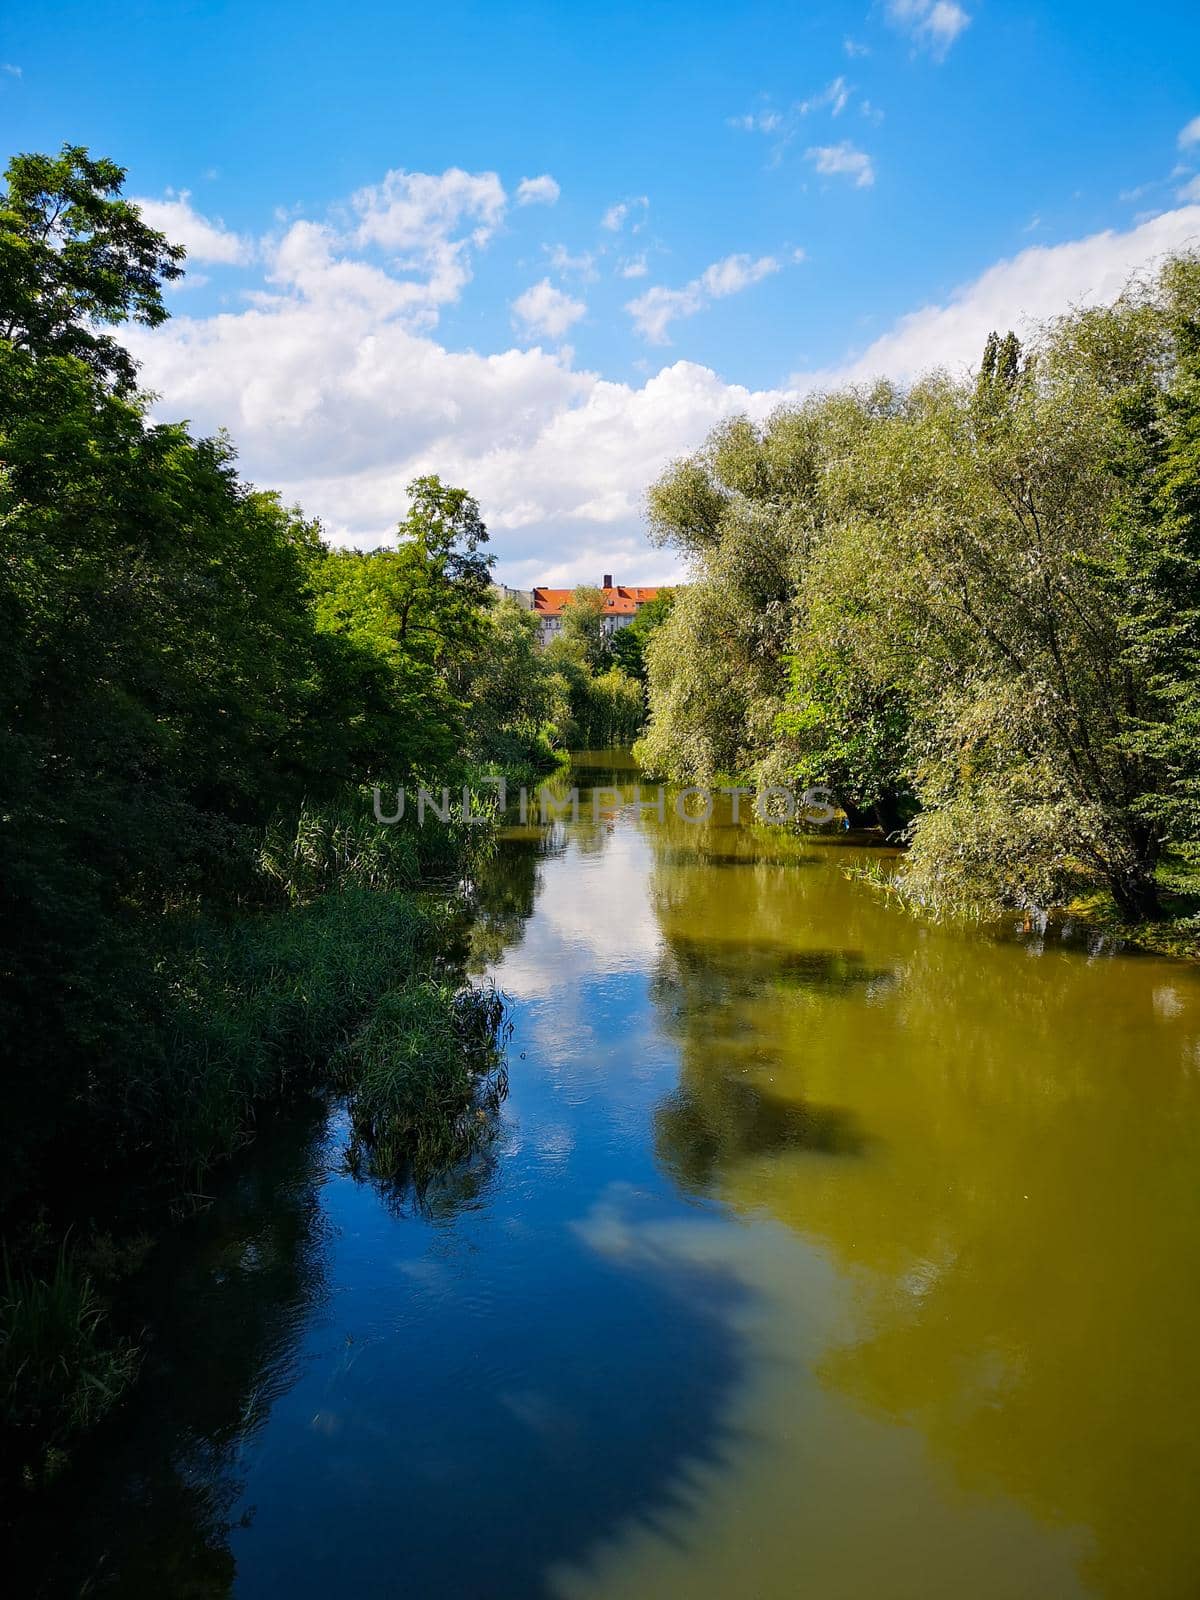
[532,585,659,617]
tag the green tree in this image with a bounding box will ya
[554,585,611,671]
[610,589,676,682]
[0,144,185,391]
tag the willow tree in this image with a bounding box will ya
[637,253,1200,920]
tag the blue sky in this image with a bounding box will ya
[4,0,1200,582]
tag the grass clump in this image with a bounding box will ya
[159,886,448,1186]
[258,788,494,904]
[0,1247,139,1487]
[338,979,511,1188]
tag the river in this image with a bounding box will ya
[37,751,1200,1597]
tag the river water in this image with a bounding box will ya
[42,752,1200,1597]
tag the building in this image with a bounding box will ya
[491,575,661,646]
[530,575,660,646]
[492,582,534,611]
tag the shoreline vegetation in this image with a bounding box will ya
[0,148,652,1496]
[633,257,1200,943]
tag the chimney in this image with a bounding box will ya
[602,573,613,589]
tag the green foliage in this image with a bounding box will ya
[451,597,567,779]
[0,144,184,391]
[258,789,488,903]
[1,1246,139,1486]
[609,588,676,681]
[306,476,497,782]
[641,253,1200,920]
[339,980,510,1188]
[544,646,644,748]
[556,584,611,670]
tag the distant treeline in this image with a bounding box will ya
[636,256,1200,925]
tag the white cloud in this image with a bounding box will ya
[266,217,464,326]
[619,257,649,279]
[1178,175,1200,204]
[888,0,971,59]
[626,253,781,343]
[732,80,852,155]
[349,166,506,253]
[132,192,253,265]
[799,76,851,117]
[730,109,784,133]
[516,174,560,206]
[2,62,21,78]
[844,37,870,58]
[511,278,587,340]
[341,166,506,325]
[625,284,704,344]
[120,162,1200,586]
[792,204,1200,388]
[806,142,875,188]
[545,243,597,280]
[1179,116,1200,151]
[602,196,648,232]
[701,254,780,297]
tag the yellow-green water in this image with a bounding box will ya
[41,752,1200,1598]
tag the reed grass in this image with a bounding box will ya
[0,1246,139,1486]
[338,979,510,1187]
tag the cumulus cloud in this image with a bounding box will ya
[349,166,506,253]
[1179,116,1200,151]
[700,254,780,297]
[335,166,507,326]
[888,0,971,59]
[619,256,649,279]
[511,278,587,340]
[806,141,875,188]
[120,161,1200,585]
[133,192,253,265]
[516,174,560,206]
[791,204,1200,388]
[626,253,781,343]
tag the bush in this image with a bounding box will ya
[338,979,510,1187]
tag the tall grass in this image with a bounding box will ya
[0,1247,139,1486]
[159,886,448,1186]
[258,785,495,904]
[338,979,510,1188]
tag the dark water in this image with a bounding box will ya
[34,752,1200,1597]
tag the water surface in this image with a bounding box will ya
[41,752,1200,1597]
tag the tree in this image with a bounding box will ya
[554,585,611,671]
[453,597,565,774]
[638,260,1200,918]
[610,589,676,682]
[0,145,185,391]
[1106,257,1200,862]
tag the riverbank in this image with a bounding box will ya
[0,795,512,1497]
[843,842,1200,960]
